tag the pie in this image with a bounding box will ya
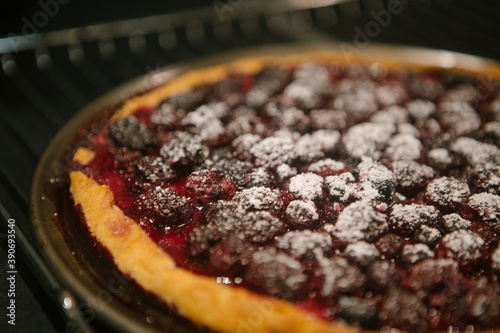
[66,50,500,332]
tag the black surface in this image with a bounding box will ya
[1,0,500,332]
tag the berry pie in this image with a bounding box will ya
[68,51,500,332]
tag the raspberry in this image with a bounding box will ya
[108,117,155,151]
[185,169,236,203]
[245,247,308,301]
[284,200,319,230]
[375,233,405,258]
[133,187,191,229]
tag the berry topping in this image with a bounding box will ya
[375,233,405,258]
[473,165,500,195]
[308,159,346,176]
[336,296,378,328]
[390,204,439,236]
[316,256,366,300]
[379,290,430,333]
[326,201,388,242]
[451,137,500,167]
[136,156,177,185]
[182,103,227,141]
[427,148,452,168]
[284,200,319,229]
[405,258,462,292]
[438,101,481,136]
[440,230,485,266]
[185,169,236,203]
[401,243,435,265]
[325,172,358,203]
[344,241,380,267]
[366,261,400,289]
[343,122,395,160]
[108,117,155,151]
[442,213,471,232]
[232,186,283,215]
[246,248,308,300]
[151,103,185,127]
[413,225,442,246]
[245,67,289,108]
[492,247,500,271]
[357,157,396,201]
[392,160,435,191]
[276,230,333,261]
[384,134,422,161]
[160,133,209,168]
[288,173,324,201]
[468,193,500,226]
[426,177,470,208]
[250,136,297,167]
[407,99,436,120]
[309,109,347,131]
[133,187,190,229]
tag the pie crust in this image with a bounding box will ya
[68,50,500,333]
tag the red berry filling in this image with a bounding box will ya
[71,62,500,332]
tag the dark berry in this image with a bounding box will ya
[284,200,319,230]
[343,241,380,267]
[245,247,308,301]
[136,156,177,185]
[375,233,405,258]
[133,187,191,230]
[208,237,254,277]
[160,133,209,170]
[336,296,379,328]
[166,90,204,111]
[109,117,155,151]
[275,230,334,262]
[185,169,237,203]
[390,204,439,236]
[405,258,463,293]
[379,290,430,333]
[316,256,366,302]
[232,186,283,216]
[366,260,400,290]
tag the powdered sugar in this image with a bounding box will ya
[451,137,500,167]
[407,99,436,120]
[492,247,500,270]
[309,159,346,173]
[343,122,395,160]
[441,230,485,265]
[232,186,282,213]
[288,173,324,201]
[327,201,388,242]
[325,173,359,202]
[390,204,439,235]
[426,177,470,207]
[276,163,297,181]
[250,136,297,167]
[276,230,332,259]
[468,192,500,226]
[401,244,435,264]
[385,134,422,161]
[442,213,471,232]
[392,160,435,189]
[344,241,381,266]
[438,101,481,136]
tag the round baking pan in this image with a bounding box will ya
[30,42,500,332]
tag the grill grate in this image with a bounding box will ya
[1,0,500,331]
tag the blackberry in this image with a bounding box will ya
[133,187,191,230]
[336,296,379,328]
[185,169,237,203]
[108,117,155,151]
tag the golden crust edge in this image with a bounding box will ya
[69,171,357,333]
[111,50,500,121]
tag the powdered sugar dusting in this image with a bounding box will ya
[441,230,485,265]
[343,122,395,160]
[250,136,297,167]
[426,177,470,207]
[344,241,381,266]
[468,192,500,226]
[451,138,500,167]
[401,244,435,264]
[288,173,324,201]
[442,213,471,232]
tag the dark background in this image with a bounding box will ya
[0,0,211,37]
